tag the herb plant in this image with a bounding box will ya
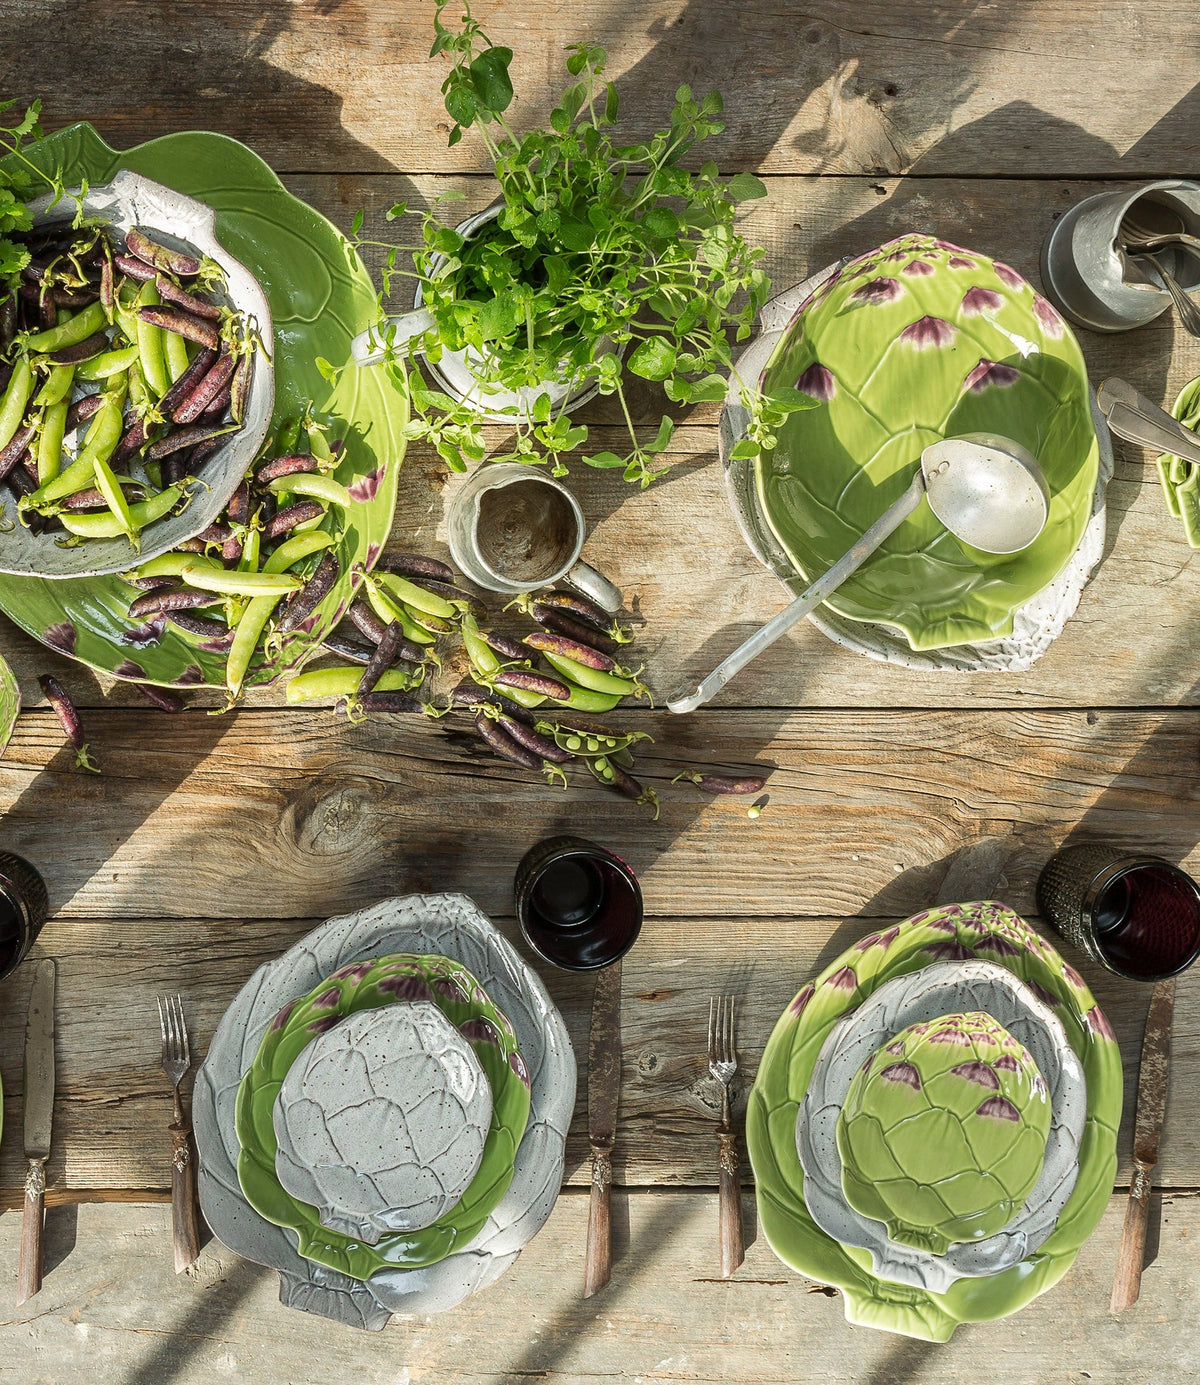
[0,100,44,288]
[356,2,813,487]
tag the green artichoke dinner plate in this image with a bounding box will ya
[746,902,1122,1342]
[235,954,532,1281]
[756,234,1100,651]
[0,124,405,688]
[0,651,18,758]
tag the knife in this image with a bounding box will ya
[1111,976,1174,1312]
[584,959,622,1297]
[17,959,56,1306]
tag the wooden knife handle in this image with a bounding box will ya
[17,1159,46,1306]
[717,1128,745,1277]
[1111,1159,1155,1312]
[584,1145,612,1297]
[170,1120,202,1274]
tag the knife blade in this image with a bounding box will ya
[584,959,622,1297]
[17,958,56,1306]
[1111,976,1174,1313]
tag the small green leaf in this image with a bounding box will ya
[315,357,342,387]
[350,208,364,235]
[385,201,408,222]
[628,337,677,382]
[431,227,465,254]
[730,439,760,461]
[583,450,629,469]
[604,82,619,124]
[469,46,514,113]
[556,218,595,252]
[641,207,680,239]
[444,82,477,127]
[650,415,675,452]
[531,391,553,424]
[770,385,822,412]
[728,172,768,201]
[685,373,729,403]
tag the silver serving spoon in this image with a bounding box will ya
[667,434,1049,714]
[1096,376,1200,464]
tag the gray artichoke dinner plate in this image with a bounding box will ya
[194,893,575,1330]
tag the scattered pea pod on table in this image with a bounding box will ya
[0,218,258,549]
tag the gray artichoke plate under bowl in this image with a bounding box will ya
[796,960,1085,1294]
[0,170,273,579]
[721,262,1113,673]
[194,893,576,1330]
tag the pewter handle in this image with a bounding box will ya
[667,471,927,714]
[1097,377,1200,467]
[563,560,623,615]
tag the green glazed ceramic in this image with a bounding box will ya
[0,125,405,688]
[235,953,532,1281]
[0,652,18,758]
[1157,374,1200,546]
[837,1012,1051,1256]
[756,234,1100,650]
[746,901,1122,1342]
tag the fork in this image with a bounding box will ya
[708,995,744,1276]
[158,994,202,1272]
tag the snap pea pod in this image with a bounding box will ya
[135,282,169,396]
[93,453,137,544]
[132,551,222,581]
[543,678,623,713]
[0,357,34,454]
[30,387,125,504]
[180,563,302,597]
[543,649,644,698]
[36,399,68,485]
[364,579,436,645]
[374,569,456,620]
[266,472,353,509]
[225,591,284,699]
[461,611,500,675]
[163,329,191,381]
[34,362,74,408]
[59,484,183,538]
[286,665,412,703]
[261,529,335,573]
[75,344,141,381]
[20,299,106,353]
[239,524,261,573]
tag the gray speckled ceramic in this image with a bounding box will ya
[194,893,576,1330]
[1,170,274,579]
[796,961,1085,1292]
[273,1003,493,1244]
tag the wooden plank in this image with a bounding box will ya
[0,1192,1196,1383]
[7,2,1199,178]
[2,705,1200,923]
[3,174,1199,711]
[0,912,1194,1197]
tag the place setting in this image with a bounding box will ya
[1,0,1200,1376]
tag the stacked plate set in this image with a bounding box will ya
[195,893,575,1330]
[747,901,1123,1341]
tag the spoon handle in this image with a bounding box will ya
[1097,377,1200,467]
[1139,253,1200,338]
[667,472,927,714]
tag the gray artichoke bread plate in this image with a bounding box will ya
[194,892,575,1330]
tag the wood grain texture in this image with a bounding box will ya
[4,3,1199,178]
[0,1194,1196,1383]
[0,913,1193,1198]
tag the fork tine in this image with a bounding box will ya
[708,995,716,1062]
[157,995,167,1057]
[727,995,736,1065]
[175,995,190,1067]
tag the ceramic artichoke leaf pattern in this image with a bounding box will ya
[756,233,1100,650]
[836,1011,1052,1256]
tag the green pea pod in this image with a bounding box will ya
[375,570,457,620]
[364,580,436,645]
[34,363,74,408]
[127,359,151,411]
[0,357,34,454]
[180,563,303,598]
[30,387,126,505]
[267,473,353,509]
[36,399,69,485]
[239,525,261,573]
[543,650,641,697]
[460,611,500,676]
[132,551,223,581]
[20,300,106,354]
[285,665,412,703]
[226,592,283,699]
[92,453,137,544]
[59,485,183,538]
[114,300,141,348]
[262,530,336,574]
[135,282,169,396]
[544,679,623,713]
[493,684,546,709]
[75,345,141,382]
[164,330,191,382]
[303,413,337,468]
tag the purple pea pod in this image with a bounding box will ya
[60,483,145,512]
[524,630,617,673]
[113,253,158,283]
[475,713,542,771]
[221,533,244,564]
[163,451,193,487]
[409,576,488,620]
[226,480,250,526]
[138,304,220,351]
[38,674,99,773]
[495,714,573,764]
[357,620,404,698]
[262,500,325,542]
[113,416,153,466]
[228,354,251,425]
[48,330,108,365]
[145,420,235,461]
[255,453,318,485]
[171,352,235,425]
[155,276,222,321]
[375,552,457,584]
[128,587,220,620]
[321,632,377,665]
[492,668,572,701]
[482,630,528,662]
[529,600,620,655]
[346,599,388,645]
[99,253,114,316]
[672,770,768,795]
[125,228,203,278]
[164,609,232,641]
[358,691,425,714]
[159,347,218,417]
[275,550,339,635]
[63,393,105,433]
[449,678,537,726]
[0,424,36,481]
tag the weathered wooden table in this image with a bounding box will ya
[1,4,1198,1381]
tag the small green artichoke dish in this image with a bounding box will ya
[756,234,1100,650]
[837,1012,1051,1255]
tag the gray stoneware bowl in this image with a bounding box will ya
[1,169,273,578]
